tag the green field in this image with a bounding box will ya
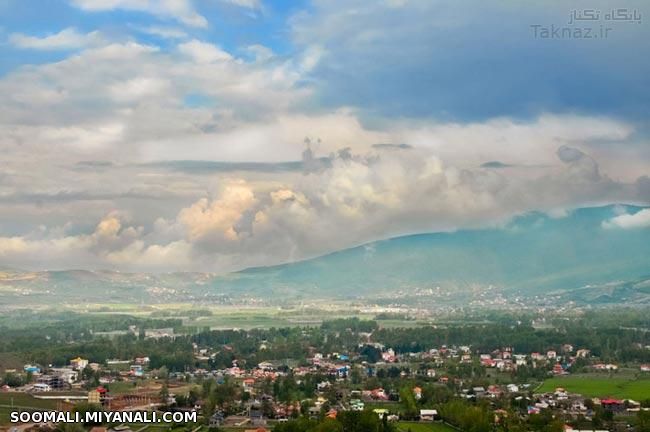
[538,375,650,399]
[0,392,59,409]
[0,393,59,425]
[396,421,457,432]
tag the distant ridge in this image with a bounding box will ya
[216,204,650,297]
[1,205,649,305]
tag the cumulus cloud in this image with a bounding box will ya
[134,25,188,40]
[178,40,233,63]
[0,139,645,272]
[70,0,208,28]
[556,145,601,183]
[603,209,650,229]
[246,44,274,62]
[0,13,648,273]
[178,180,256,242]
[9,28,104,50]
[0,38,645,272]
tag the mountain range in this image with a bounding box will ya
[1,205,649,306]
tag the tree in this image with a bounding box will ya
[2,373,23,387]
[399,386,418,420]
[160,381,170,406]
[637,410,650,432]
[312,418,344,432]
[157,366,169,380]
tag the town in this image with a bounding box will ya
[1,311,649,432]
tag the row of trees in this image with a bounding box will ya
[3,314,650,377]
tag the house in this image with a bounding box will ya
[317,381,331,391]
[601,399,625,413]
[243,378,256,391]
[258,362,274,371]
[487,385,502,398]
[145,328,174,339]
[506,384,519,393]
[33,383,52,392]
[373,409,389,419]
[627,400,641,411]
[88,389,101,404]
[554,388,568,400]
[527,406,540,415]
[593,363,618,371]
[88,386,109,404]
[51,367,78,384]
[514,355,527,366]
[575,349,590,358]
[23,364,41,374]
[571,401,587,412]
[413,386,422,400]
[37,375,67,390]
[552,363,565,375]
[640,364,650,372]
[364,387,388,400]
[547,351,557,360]
[420,409,438,421]
[382,349,396,363]
[70,357,89,370]
[481,358,496,367]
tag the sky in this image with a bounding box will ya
[0,0,649,273]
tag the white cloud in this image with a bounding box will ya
[0,27,648,273]
[603,209,650,229]
[135,25,188,39]
[178,40,233,63]
[109,77,170,102]
[0,137,643,272]
[221,0,262,9]
[70,0,208,28]
[9,28,104,50]
[246,44,274,62]
[178,180,256,242]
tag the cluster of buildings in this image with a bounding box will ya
[528,387,644,419]
[3,337,648,430]
[3,355,152,393]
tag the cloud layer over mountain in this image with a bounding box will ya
[0,0,648,272]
